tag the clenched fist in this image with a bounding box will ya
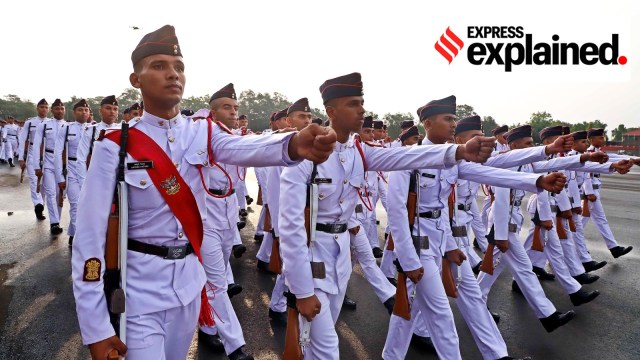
[536,172,566,193]
[456,136,495,163]
[288,124,337,164]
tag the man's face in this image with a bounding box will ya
[52,105,65,120]
[359,128,374,142]
[73,107,90,123]
[589,135,605,147]
[455,129,483,144]
[100,104,119,124]
[403,135,420,146]
[273,117,288,130]
[573,139,590,153]
[287,111,312,131]
[423,113,457,144]
[37,104,49,118]
[123,113,131,122]
[496,133,507,144]
[510,137,534,150]
[325,96,365,134]
[130,54,185,109]
[373,129,384,140]
[238,118,248,128]
[130,109,141,118]
[210,98,239,129]
[542,135,560,146]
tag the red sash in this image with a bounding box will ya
[104,127,215,326]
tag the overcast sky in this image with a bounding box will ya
[2,0,638,130]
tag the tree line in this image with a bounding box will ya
[1,90,634,142]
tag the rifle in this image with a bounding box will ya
[556,216,568,240]
[385,232,394,251]
[104,124,129,358]
[58,125,70,208]
[36,124,45,193]
[256,185,263,206]
[480,226,497,275]
[392,259,410,320]
[568,216,577,232]
[530,209,544,252]
[267,207,283,274]
[20,122,33,183]
[443,184,462,299]
[86,126,97,170]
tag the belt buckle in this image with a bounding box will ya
[331,223,343,233]
[164,245,187,259]
[432,210,441,218]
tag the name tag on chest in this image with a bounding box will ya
[127,161,154,170]
[313,178,332,184]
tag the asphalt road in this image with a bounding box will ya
[0,163,639,360]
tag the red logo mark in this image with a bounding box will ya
[435,27,465,64]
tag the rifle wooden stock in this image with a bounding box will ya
[531,225,544,251]
[36,174,41,193]
[385,233,394,251]
[556,217,568,240]
[479,243,495,275]
[105,213,119,270]
[256,185,263,206]
[568,216,577,232]
[107,350,120,360]
[407,192,417,227]
[20,168,25,183]
[268,237,282,274]
[283,293,303,360]
[392,272,410,320]
[582,199,591,217]
[441,257,458,298]
[263,205,272,233]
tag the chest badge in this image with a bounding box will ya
[161,175,181,195]
[83,258,101,281]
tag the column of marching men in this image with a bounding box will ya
[6,24,640,360]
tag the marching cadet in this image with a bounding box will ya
[32,98,67,235]
[492,125,509,152]
[383,97,562,360]
[122,107,131,123]
[279,73,498,360]
[372,120,385,143]
[197,84,253,360]
[76,95,121,188]
[582,128,635,258]
[252,113,277,243]
[0,119,6,164]
[55,99,90,246]
[399,124,420,146]
[3,116,19,167]
[129,102,142,118]
[18,99,49,220]
[71,25,335,360]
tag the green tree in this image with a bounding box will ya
[181,95,210,113]
[383,112,415,139]
[237,90,291,131]
[482,116,499,137]
[456,104,477,119]
[0,94,37,120]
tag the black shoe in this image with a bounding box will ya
[237,221,246,231]
[532,266,555,281]
[387,277,398,287]
[227,283,243,298]
[233,244,247,258]
[570,289,600,306]
[410,334,435,352]
[573,272,599,285]
[610,246,633,258]
[473,238,480,249]
[540,310,576,333]
[68,236,74,247]
[245,196,254,206]
[376,220,380,225]
[198,329,224,352]
[254,233,264,243]
[472,262,481,275]
[488,307,500,324]
[228,347,254,360]
[239,209,248,218]
[50,224,63,235]
[35,204,46,220]
[342,296,357,310]
[8,158,15,167]
[384,296,395,315]
[268,308,287,326]
[256,260,274,274]
[582,260,607,273]
[372,247,383,258]
[511,280,523,295]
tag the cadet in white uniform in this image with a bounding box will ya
[54,99,90,245]
[32,98,67,234]
[71,25,336,360]
[18,99,49,220]
[279,74,497,360]
[3,116,19,166]
[75,96,121,189]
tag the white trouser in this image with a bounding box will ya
[477,225,557,319]
[236,179,247,210]
[300,288,347,360]
[350,226,395,303]
[126,296,199,360]
[523,217,581,295]
[67,176,82,236]
[200,228,246,354]
[43,167,61,224]
[470,200,489,247]
[4,139,17,158]
[26,151,44,206]
[380,242,397,279]
[571,212,594,262]
[360,216,378,249]
[256,231,273,263]
[582,191,619,249]
[269,273,288,312]
[558,218,587,276]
